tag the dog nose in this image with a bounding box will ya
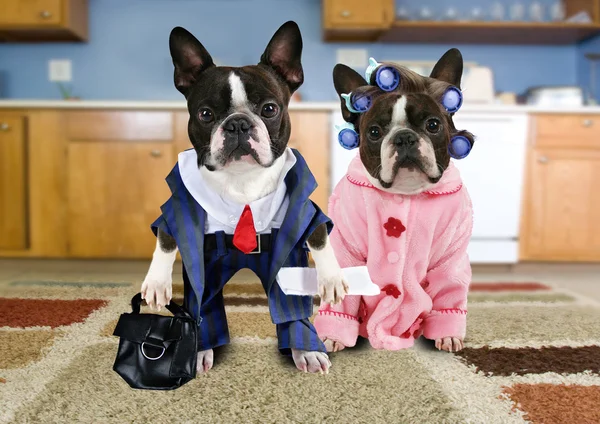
[393,130,418,147]
[223,116,252,134]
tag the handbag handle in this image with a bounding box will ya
[130,293,192,318]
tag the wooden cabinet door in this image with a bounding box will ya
[288,111,330,212]
[0,0,62,25]
[325,0,390,28]
[67,142,174,258]
[521,149,600,261]
[0,116,27,250]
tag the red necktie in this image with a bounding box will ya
[233,205,257,254]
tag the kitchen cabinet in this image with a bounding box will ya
[0,114,27,250]
[67,141,175,258]
[322,0,394,41]
[520,115,600,262]
[322,0,600,44]
[65,111,175,258]
[0,0,88,42]
[288,110,330,212]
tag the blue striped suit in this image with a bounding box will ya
[151,149,331,355]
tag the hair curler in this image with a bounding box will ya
[335,122,360,150]
[364,57,401,92]
[441,86,463,113]
[448,135,472,159]
[341,92,372,113]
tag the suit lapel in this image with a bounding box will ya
[162,164,206,323]
[267,149,318,291]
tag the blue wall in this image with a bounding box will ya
[0,0,579,100]
[577,35,600,103]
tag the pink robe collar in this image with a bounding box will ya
[345,154,463,196]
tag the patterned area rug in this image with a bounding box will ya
[1,269,600,423]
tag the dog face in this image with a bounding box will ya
[333,49,474,194]
[169,21,303,171]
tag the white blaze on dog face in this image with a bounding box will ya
[229,72,248,109]
[207,72,273,169]
[379,97,407,183]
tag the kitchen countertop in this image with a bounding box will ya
[2,99,600,114]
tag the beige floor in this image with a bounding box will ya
[472,263,600,302]
[1,259,599,300]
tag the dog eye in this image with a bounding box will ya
[261,103,279,118]
[199,108,214,122]
[425,119,441,134]
[368,126,382,140]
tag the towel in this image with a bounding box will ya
[276,266,380,296]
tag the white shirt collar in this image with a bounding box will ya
[178,148,297,232]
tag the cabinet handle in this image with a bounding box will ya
[583,119,593,127]
[0,123,10,131]
[150,149,162,158]
[40,10,52,19]
[538,156,549,164]
[340,10,351,18]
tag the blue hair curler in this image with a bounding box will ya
[341,92,372,113]
[364,57,400,92]
[441,86,463,113]
[335,122,360,150]
[448,135,471,159]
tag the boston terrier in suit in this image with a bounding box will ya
[141,21,347,374]
[314,50,476,354]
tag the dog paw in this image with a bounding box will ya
[323,339,346,353]
[317,268,349,305]
[140,274,172,311]
[435,337,464,353]
[197,349,214,374]
[291,349,331,374]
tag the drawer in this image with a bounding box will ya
[325,0,388,28]
[0,115,28,250]
[65,111,173,141]
[0,0,63,26]
[534,114,600,149]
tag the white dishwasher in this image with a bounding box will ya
[329,110,529,264]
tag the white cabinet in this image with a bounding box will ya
[453,112,528,263]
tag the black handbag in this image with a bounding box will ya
[112,293,197,390]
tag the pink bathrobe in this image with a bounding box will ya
[314,155,473,350]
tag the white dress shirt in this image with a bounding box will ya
[178,148,297,235]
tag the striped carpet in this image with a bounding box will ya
[1,268,599,423]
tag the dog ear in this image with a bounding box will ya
[260,21,304,93]
[333,64,369,121]
[430,48,463,88]
[169,27,215,97]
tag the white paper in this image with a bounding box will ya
[276,266,380,296]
